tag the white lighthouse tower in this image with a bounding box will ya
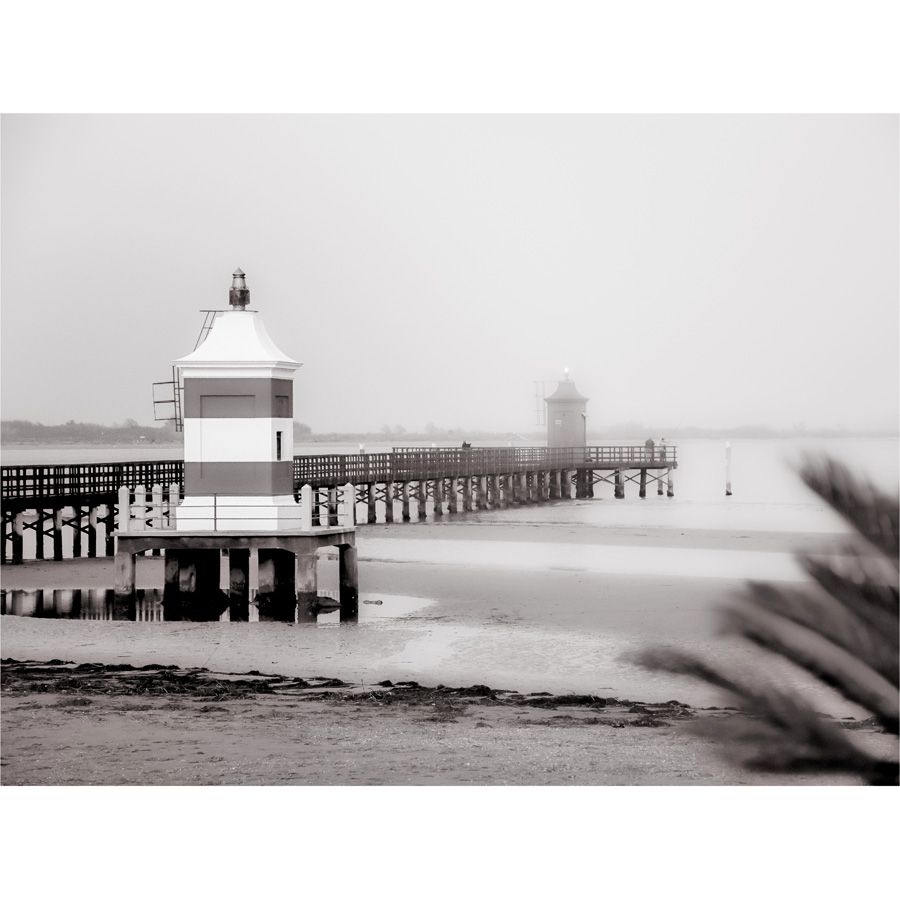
[174,269,305,530]
[115,269,358,623]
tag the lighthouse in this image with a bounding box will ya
[114,270,358,623]
[545,369,589,448]
[174,269,304,530]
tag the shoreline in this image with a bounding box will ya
[1,658,884,786]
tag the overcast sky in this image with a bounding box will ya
[1,114,897,434]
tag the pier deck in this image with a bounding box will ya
[1,445,677,563]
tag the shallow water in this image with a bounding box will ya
[2,437,896,708]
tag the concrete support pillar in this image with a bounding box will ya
[384,482,395,523]
[401,482,411,522]
[219,550,231,621]
[248,548,260,621]
[463,477,473,512]
[448,478,458,514]
[574,470,584,499]
[433,478,444,517]
[667,468,674,497]
[115,550,136,598]
[550,471,560,500]
[295,550,317,623]
[339,544,359,621]
[229,549,249,621]
[519,472,528,503]
[477,476,488,510]
[417,482,427,520]
[367,483,378,524]
[492,474,503,508]
[163,552,180,617]
[614,470,624,499]
[639,468,647,498]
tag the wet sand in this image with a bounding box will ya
[1,522,881,785]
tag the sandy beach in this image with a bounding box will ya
[3,520,890,786]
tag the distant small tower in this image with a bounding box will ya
[174,269,303,529]
[545,368,589,448]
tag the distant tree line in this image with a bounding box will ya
[2,418,893,447]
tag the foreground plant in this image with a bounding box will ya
[637,456,899,785]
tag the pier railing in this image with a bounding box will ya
[2,445,676,503]
[1,460,184,503]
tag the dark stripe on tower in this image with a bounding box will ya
[183,378,293,419]
[184,461,294,497]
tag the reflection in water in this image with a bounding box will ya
[0,589,430,625]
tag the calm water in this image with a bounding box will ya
[2,437,896,704]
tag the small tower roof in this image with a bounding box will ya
[546,376,588,402]
[176,310,300,368]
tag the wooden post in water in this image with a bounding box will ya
[725,441,733,496]
[12,513,24,565]
[434,478,444,516]
[639,469,647,498]
[401,481,411,521]
[477,476,488,510]
[614,470,624,499]
[417,481,427,520]
[667,468,675,497]
[385,481,395,522]
[447,478,457,514]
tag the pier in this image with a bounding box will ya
[1,444,676,564]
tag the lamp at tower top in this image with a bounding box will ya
[229,268,250,309]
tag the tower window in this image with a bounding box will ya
[276,431,283,461]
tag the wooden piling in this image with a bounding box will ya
[463,477,473,512]
[639,468,647,498]
[401,481,411,521]
[367,483,377,524]
[417,481,427,520]
[434,478,444,516]
[667,468,674,497]
[448,478,458,514]
[614,470,624,499]
[384,481,395,523]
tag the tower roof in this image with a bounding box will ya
[176,310,300,369]
[545,378,588,402]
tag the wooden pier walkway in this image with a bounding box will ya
[1,445,676,564]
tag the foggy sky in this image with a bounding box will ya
[1,114,897,434]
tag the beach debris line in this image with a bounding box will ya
[2,658,700,728]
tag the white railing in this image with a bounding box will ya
[117,482,356,532]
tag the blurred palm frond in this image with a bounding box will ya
[636,454,899,785]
